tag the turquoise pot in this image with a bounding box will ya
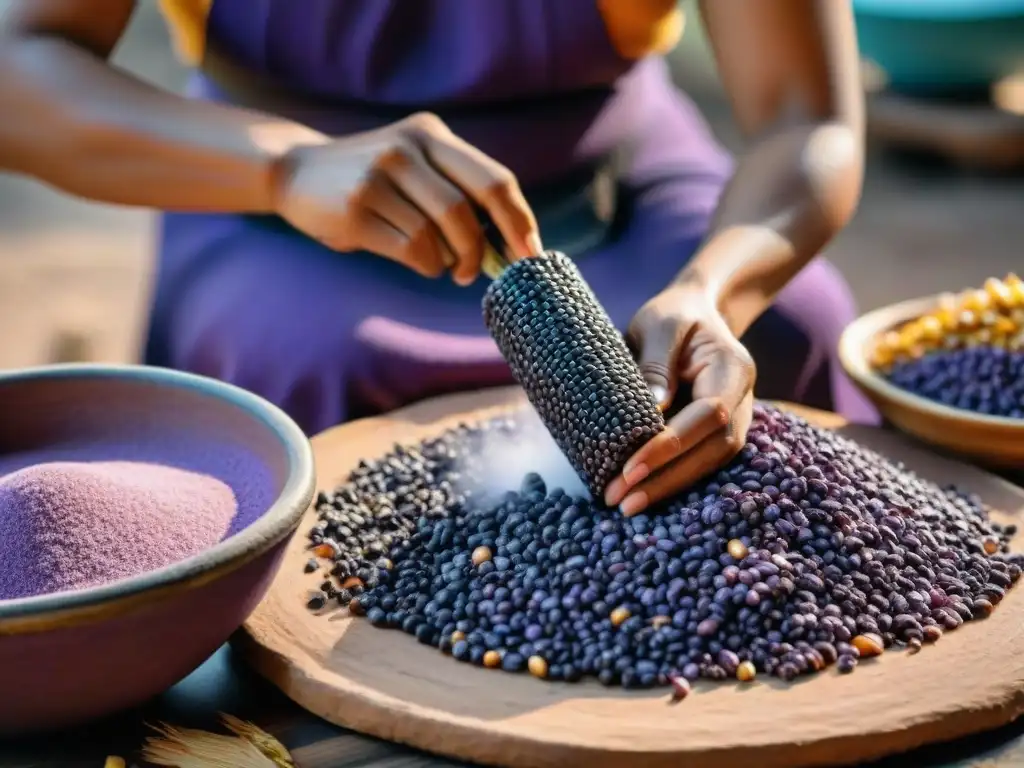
[853,0,1024,94]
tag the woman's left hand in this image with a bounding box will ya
[604,282,756,516]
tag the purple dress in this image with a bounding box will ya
[147,0,876,434]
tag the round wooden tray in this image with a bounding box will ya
[239,387,1024,768]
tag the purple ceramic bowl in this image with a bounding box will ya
[0,364,314,734]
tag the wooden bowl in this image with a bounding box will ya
[0,364,315,734]
[839,296,1024,468]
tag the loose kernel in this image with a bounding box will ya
[610,606,631,627]
[736,661,756,682]
[837,654,858,673]
[651,615,671,629]
[852,633,884,658]
[483,650,501,668]
[451,630,466,644]
[528,655,549,679]
[727,539,748,560]
[104,758,127,768]
[923,625,943,643]
[313,543,336,558]
[973,598,995,618]
[668,675,691,702]
[907,638,923,655]
[983,536,1000,555]
[341,576,364,590]
[472,546,493,566]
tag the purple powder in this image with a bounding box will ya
[0,432,277,601]
[0,461,236,600]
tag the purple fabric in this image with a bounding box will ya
[144,0,878,433]
[205,0,629,104]
[148,171,875,433]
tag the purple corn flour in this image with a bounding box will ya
[0,434,276,601]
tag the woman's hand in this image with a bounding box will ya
[604,281,756,516]
[274,112,542,285]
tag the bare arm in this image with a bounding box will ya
[683,0,864,334]
[0,0,327,212]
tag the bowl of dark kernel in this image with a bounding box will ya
[840,274,1024,467]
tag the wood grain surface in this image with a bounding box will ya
[240,387,1024,768]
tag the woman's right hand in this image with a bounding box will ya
[273,112,542,285]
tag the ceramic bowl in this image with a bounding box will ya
[853,0,1024,94]
[0,364,315,733]
[839,297,1024,469]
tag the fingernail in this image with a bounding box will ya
[623,462,649,486]
[454,273,474,287]
[649,384,668,408]
[620,491,648,517]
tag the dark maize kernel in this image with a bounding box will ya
[482,251,665,497]
[303,404,1023,693]
[885,347,1024,419]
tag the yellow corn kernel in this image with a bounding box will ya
[1004,274,1024,306]
[994,316,1017,336]
[870,346,895,368]
[935,308,959,332]
[962,289,992,313]
[979,310,1000,327]
[957,310,979,330]
[985,277,1014,308]
[898,327,923,350]
[918,315,943,341]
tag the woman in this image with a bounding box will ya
[0,0,873,516]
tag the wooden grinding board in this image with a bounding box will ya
[239,387,1024,768]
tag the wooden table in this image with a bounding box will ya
[2,641,1023,768]
[4,410,1024,768]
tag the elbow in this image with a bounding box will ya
[800,120,863,239]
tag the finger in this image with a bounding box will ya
[359,175,447,278]
[348,212,407,265]
[619,432,737,517]
[633,318,686,409]
[414,127,542,259]
[383,151,484,285]
[691,343,756,414]
[603,397,729,507]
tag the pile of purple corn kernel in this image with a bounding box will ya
[304,404,1022,693]
[886,347,1024,419]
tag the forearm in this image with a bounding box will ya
[0,35,328,212]
[678,120,863,336]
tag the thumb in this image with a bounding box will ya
[632,319,682,410]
